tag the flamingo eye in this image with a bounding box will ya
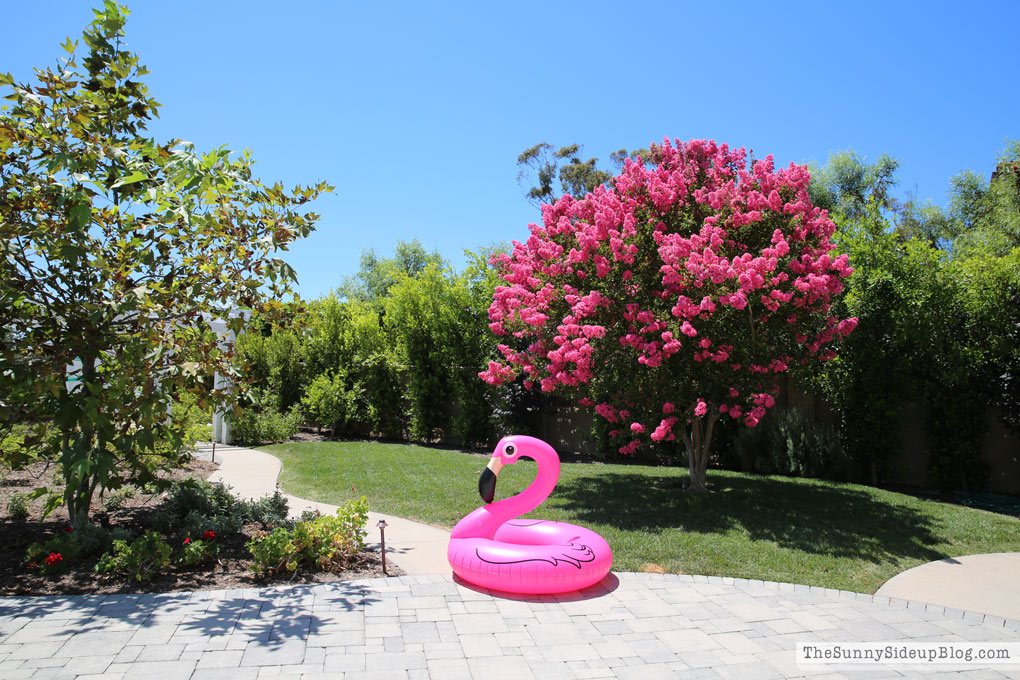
[504,444,516,457]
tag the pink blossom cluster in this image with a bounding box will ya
[479,138,857,455]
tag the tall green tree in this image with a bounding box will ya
[807,149,900,221]
[818,203,959,484]
[516,143,614,206]
[340,239,445,304]
[898,141,1020,255]
[0,3,331,525]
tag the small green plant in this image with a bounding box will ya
[296,509,322,523]
[0,422,46,469]
[25,529,85,575]
[75,522,114,556]
[7,492,30,521]
[177,534,218,567]
[111,527,136,543]
[293,499,368,571]
[95,531,172,583]
[243,491,290,527]
[149,479,290,539]
[101,485,137,512]
[246,527,299,578]
[148,479,243,537]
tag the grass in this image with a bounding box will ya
[261,440,1020,594]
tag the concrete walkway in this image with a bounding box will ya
[878,553,1020,623]
[199,443,451,575]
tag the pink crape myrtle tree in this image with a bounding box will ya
[480,138,857,492]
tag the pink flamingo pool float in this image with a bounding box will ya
[448,435,612,594]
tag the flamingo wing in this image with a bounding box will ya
[474,541,597,570]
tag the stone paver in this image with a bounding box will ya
[2,574,1019,678]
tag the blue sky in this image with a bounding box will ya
[4,1,1018,299]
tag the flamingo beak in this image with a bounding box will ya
[479,457,503,504]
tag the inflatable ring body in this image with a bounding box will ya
[448,519,612,594]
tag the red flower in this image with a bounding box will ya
[26,562,38,569]
[183,538,191,544]
[202,531,216,541]
[45,553,63,566]
[64,526,74,533]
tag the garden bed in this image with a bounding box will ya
[0,457,387,597]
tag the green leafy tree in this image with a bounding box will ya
[815,204,938,482]
[898,141,1020,255]
[384,263,459,442]
[807,149,900,220]
[346,300,405,438]
[516,143,614,206]
[949,250,1020,438]
[235,327,309,413]
[340,239,445,304]
[0,3,331,525]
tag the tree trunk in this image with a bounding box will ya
[63,354,99,528]
[682,413,719,492]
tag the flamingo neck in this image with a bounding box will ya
[451,448,560,540]
[490,449,559,525]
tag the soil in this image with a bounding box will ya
[0,457,389,597]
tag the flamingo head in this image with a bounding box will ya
[479,435,548,504]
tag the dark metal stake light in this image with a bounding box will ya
[377,519,388,575]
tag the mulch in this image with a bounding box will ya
[0,457,388,597]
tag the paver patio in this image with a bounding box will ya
[1,572,1018,679]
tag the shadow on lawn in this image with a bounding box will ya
[553,471,948,565]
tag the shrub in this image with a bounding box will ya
[243,491,290,527]
[231,404,302,445]
[74,522,114,557]
[247,497,369,578]
[171,391,213,449]
[733,407,851,480]
[149,480,289,538]
[7,492,29,521]
[292,497,369,570]
[300,371,358,435]
[148,479,243,537]
[95,531,172,582]
[111,527,136,543]
[0,422,46,469]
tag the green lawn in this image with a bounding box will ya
[261,440,1020,594]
